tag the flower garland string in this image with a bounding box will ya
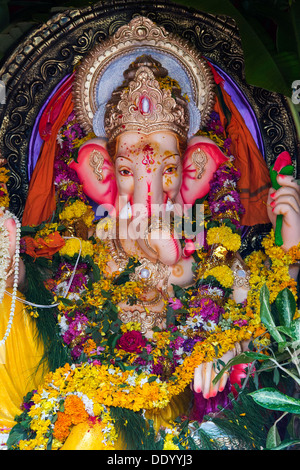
[10,110,298,450]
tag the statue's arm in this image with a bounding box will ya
[1,209,26,291]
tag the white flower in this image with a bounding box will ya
[58,315,69,334]
[139,377,149,387]
[175,347,184,356]
[56,132,64,148]
[224,195,234,202]
[67,292,81,301]
[126,374,136,387]
[55,280,68,296]
[186,316,203,329]
[202,320,218,332]
[75,392,94,416]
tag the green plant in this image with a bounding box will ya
[213,284,300,450]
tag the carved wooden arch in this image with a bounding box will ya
[0,0,298,255]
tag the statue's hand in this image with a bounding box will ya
[267,174,300,251]
[192,348,236,399]
[0,207,16,259]
[0,208,23,288]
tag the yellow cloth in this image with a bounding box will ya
[61,388,192,450]
[0,290,46,429]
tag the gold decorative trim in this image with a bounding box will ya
[231,257,250,289]
[73,16,215,135]
[192,148,208,179]
[89,149,104,181]
[118,307,166,336]
[105,64,189,142]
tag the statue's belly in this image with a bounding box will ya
[168,255,195,292]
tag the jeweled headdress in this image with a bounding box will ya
[73,17,216,141]
[104,57,189,141]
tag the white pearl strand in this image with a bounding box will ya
[3,236,83,310]
[0,210,21,348]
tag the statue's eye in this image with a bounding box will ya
[119,168,133,176]
[164,165,177,175]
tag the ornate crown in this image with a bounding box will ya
[73,17,216,139]
[104,64,189,142]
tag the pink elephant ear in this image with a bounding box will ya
[69,140,118,210]
[179,137,228,205]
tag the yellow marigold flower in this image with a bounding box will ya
[204,264,234,288]
[73,132,96,148]
[121,321,141,333]
[0,194,9,208]
[59,238,94,258]
[64,395,89,425]
[59,200,95,227]
[163,434,180,450]
[35,223,59,239]
[206,225,241,252]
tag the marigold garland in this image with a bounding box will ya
[203,264,234,289]
[206,225,241,252]
[246,229,298,311]
[59,199,95,227]
[59,238,94,258]
[8,110,299,451]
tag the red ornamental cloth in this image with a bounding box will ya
[22,231,65,260]
[22,78,74,227]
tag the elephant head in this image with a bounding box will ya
[70,54,228,266]
[70,131,228,266]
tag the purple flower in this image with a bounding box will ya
[189,297,224,324]
[168,298,183,310]
[183,338,197,352]
[62,312,89,346]
[233,319,248,327]
[23,400,35,411]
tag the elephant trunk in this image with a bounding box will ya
[129,181,182,266]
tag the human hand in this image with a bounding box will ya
[267,174,300,251]
[192,348,236,399]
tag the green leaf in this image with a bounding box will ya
[107,333,121,351]
[271,439,300,450]
[148,376,158,383]
[275,288,296,327]
[273,367,280,386]
[266,423,281,449]
[280,164,295,176]
[291,318,300,342]
[250,388,300,414]
[260,285,284,343]
[276,325,296,339]
[6,424,29,449]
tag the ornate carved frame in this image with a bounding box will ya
[0,0,298,237]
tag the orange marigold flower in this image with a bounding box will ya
[64,395,89,425]
[53,411,72,442]
[83,339,97,356]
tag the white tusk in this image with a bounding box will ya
[119,201,132,220]
[166,198,174,212]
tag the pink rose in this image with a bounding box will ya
[273,151,292,172]
[117,331,146,354]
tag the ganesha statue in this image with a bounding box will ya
[1,16,300,450]
[69,51,250,397]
